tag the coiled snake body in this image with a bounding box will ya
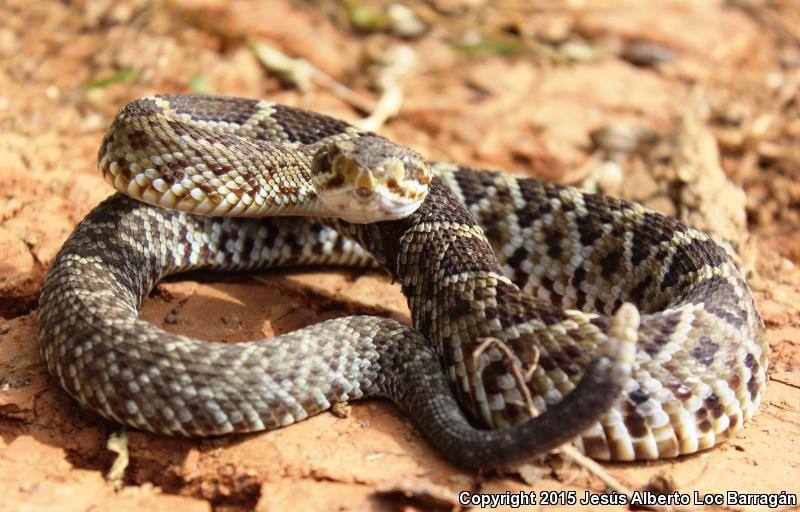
[38,95,768,468]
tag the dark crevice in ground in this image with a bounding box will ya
[0,294,39,320]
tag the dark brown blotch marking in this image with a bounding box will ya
[600,248,624,279]
[480,211,510,251]
[590,316,609,331]
[126,129,149,151]
[594,297,606,314]
[537,305,567,326]
[629,388,650,404]
[551,349,578,375]
[276,182,299,197]
[631,276,653,305]
[538,355,558,371]
[481,360,508,394]
[157,165,176,185]
[166,94,261,125]
[325,172,345,189]
[630,212,676,266]
[270,104,354,144]
[244,174,261,193]
[660,237,726,292]
[167,119,187,137]
[562,363,581,376]
[624,412,649,438]
[240,236,255,257]
[119,163,132,180]
[544,226,564,259]
[540,276,556,296]
[452,296,473,317]
[705,394,725,419]
[283,232,300,251]
[571,266,587,286]
[564,344,583,359]
[507,247,528,270]
[453,166,488,206]
[673,385,692,400]
[747,375,759,400]
[516,179,556,227]
[576,214,605,247]
[574,287,587,311]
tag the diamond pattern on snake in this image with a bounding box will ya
[38,94,767,468]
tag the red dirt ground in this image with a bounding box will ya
[1,1,798,510]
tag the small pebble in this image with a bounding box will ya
[621,39,675,67]
[590,122,657,155]
[331,402,351,418]
[164,313,178,324]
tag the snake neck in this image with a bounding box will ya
[329,178,547,426]
[332,177,510,319]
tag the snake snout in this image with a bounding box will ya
[311,135,431,223]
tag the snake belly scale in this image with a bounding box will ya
[38,95,768,468]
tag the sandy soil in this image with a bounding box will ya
[1,0,799,510]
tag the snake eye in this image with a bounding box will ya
[355,187,373,199]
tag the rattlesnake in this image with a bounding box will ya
[38,95,768,468]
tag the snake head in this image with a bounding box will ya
[311,135,431,223]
